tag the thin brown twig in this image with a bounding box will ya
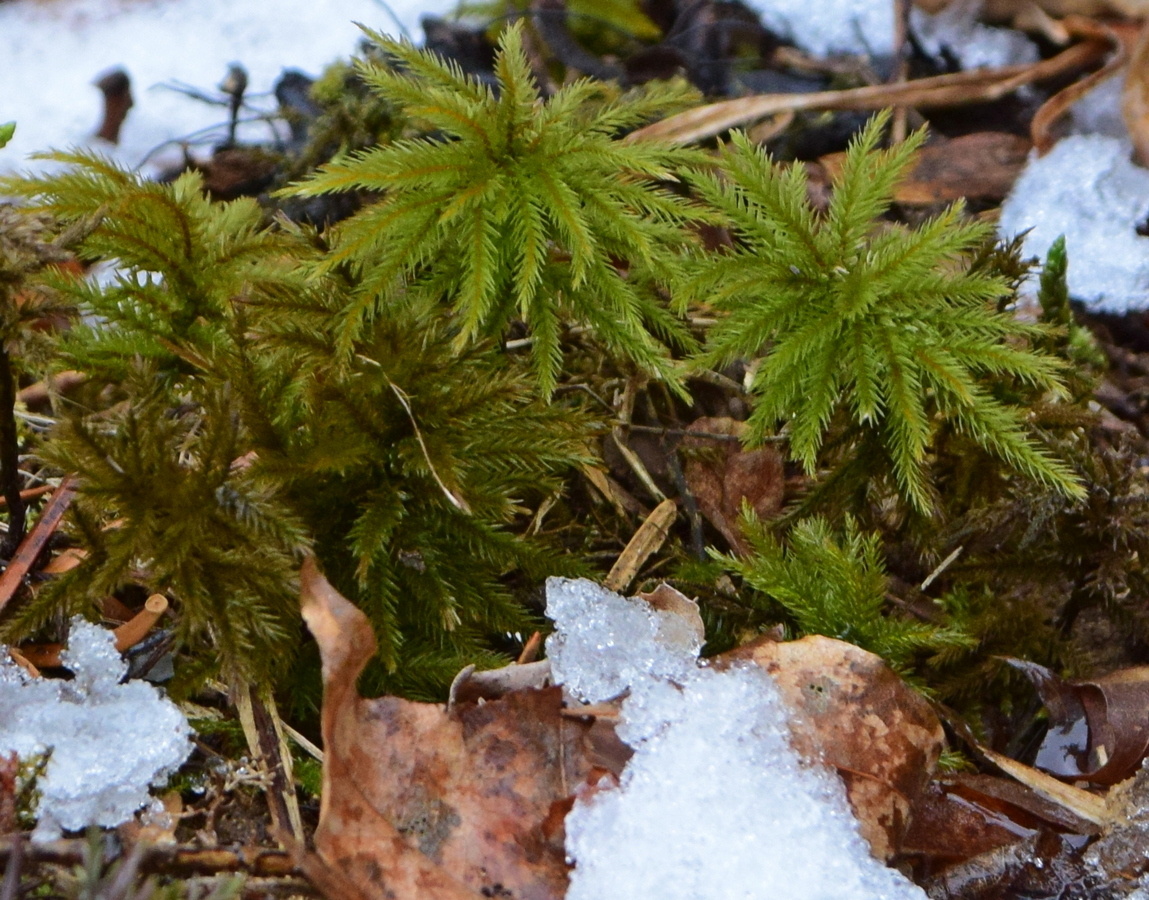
[0,837,301,879]
[0,475,77,616]
[629,37,1110,145]
[0,485,54,508]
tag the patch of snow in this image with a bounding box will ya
[546,577,926,900]
[0,618,192,841]
[546,576,701,704]
[1070,74,1127,139]
[0,0,461,177]
[998,135,1149,313]
[911,1,1036,70]
[745,0,1034,67]
[747,0,896,57]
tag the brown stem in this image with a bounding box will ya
[0,348,26,557]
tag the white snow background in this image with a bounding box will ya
[0,0,460,177]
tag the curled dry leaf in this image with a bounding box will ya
[901,773,1100,880]
[681,417,784,555]
[635,583,706,648]
[1008,657,1149,785]
[300,558,617,900]
[719,635,945,860]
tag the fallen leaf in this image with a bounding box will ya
[300,558,609,900]
[900,779,1039,876]
[635,583,706,648]
[681,417,784,555]
[718,635,945,860]
[979,747,1108,824]
[1008,657,1149,785]
[820,133,1031,204]
[900,770,1100,879]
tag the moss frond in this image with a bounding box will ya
[287,21,706,395]
[717,512,973,675]
[682,111,1084,512]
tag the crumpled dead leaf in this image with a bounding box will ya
[719,634,945,860]
[1006,657,1149,785]
[901,771,1101,880]
[681,417,784,555]
[300,558,616,900]
[302,566,948,889]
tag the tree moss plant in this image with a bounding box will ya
[0,22,1114,726]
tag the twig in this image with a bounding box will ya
[1031,18,1127,155]
[0,837,301,879]
[517,631,543,664]
[0,484,53,508]
[629,36,1110,144]
[0,475,77,616]
[891,0,912,144]
[921,545,964,591]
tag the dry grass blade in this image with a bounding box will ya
[604,497,678,592]
[235,684,306,844]
[629,37,1110,145]
[980,746,1108,825]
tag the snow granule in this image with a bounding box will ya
[0,618,192,841]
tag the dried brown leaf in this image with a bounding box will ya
[300,558,609,900]
[1009,657,1149,785]
[681,417,784,555]
[719,635,945,860]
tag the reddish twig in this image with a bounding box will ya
[0,475,77,616]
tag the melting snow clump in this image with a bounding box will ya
[546,577,926,900]
[547,576,700,703]
[746,0,895,56]
[998,135,1149,313]
[911,2,1036,70]
[745,0,1033,67]
[0,618,192,841]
